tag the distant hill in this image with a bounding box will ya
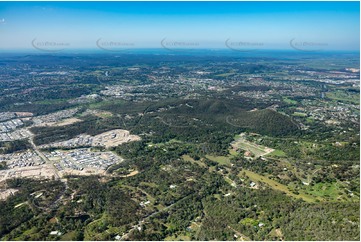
[153,99,299,137]
[226,109,299,136]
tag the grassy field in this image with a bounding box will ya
[240,217,259,226]
[84,214,108,240]
[182,155,207,168]
[88,99,126,110]
[205,155,232,166]
[229,149,238,156]
[12,227,39,240]
[164,234,191,241]
[283,97,298,105]
[240,169,316,203]
[326,91,359,105]
[305,117,315,123]
[304,182,342,200]
[266,149,287,158]
[292,112,307,117]
[60,231,77,241]
[139,181,158,188]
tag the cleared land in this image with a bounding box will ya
[0,189,18,200]
[240,169,315,203]
[205,155,232,166]
[40,129,141,149]
[0,164,58,182]
[48,118,82,127]
[326,90,359,105]
[182,155,207,168]
[93,129,141,148]
[231,133,274,158]
[59,167,107,177]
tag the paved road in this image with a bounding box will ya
[27,136,70,211]
[29,136,60,180]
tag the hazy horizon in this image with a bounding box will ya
[0,1,359,52]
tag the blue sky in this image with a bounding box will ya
[0,1,359,51]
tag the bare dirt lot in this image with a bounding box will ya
[0,188,18,200]
[59,167,107,177]
[40,129,141,149]
[93,129,141,148]
[43,117,82,127]
[0,164,58,183]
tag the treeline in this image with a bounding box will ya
[0,100,76,116]
[0,140,31,154]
